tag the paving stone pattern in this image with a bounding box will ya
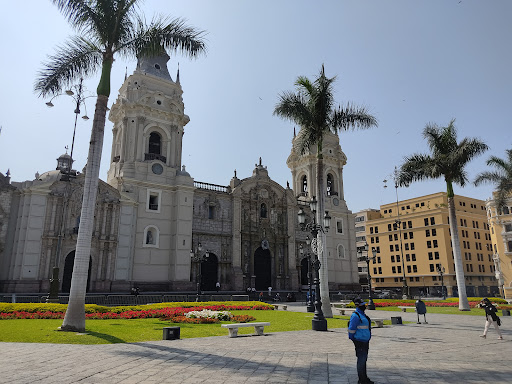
[1,305,511,383]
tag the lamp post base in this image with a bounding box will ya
[306,301,315,312]
[367,299,376,310]
[312,318,328,331]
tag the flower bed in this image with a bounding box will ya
[0,304,265,321]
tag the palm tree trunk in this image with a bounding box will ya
[446,182,470,311]
[316,142,332,317]
[61,94,108,332]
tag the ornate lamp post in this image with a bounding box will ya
[357,242,377,310]
[44,78,90,303]
[300,242,315,312]
[437,264,446,300]
[298,196,331,331]
[190,242,210,302]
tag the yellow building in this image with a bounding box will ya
[485,194,512,300]
[365,192,498,297]
[355,209,381,285]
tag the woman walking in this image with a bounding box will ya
[479,298,503,340]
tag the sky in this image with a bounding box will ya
[0,0,510,213]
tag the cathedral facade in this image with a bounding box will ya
[0,54,359,294]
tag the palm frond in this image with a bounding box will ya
[474,171,504,186]
[273,91,311,127]
[127,15,207,59]
[34,36,102,97]
[398,154,434,186]
[332,103,378,131]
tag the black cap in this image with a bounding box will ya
[353,298,366,307]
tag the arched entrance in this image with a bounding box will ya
[254,247,271,290]
[300,258,309,285]
[62,251,92,293]
[201,253,218,291]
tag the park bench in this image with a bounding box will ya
[371,318,384,328]
[397,306,416,312]
[221,322,271,338]
[338,308,356,316]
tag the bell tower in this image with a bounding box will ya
[107,52,194,289]
[287,129,359,289]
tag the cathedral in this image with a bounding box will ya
[0,53,359,294]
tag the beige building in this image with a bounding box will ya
[354,209,381,286]
[364,192,498,297]
[485,194,512,299]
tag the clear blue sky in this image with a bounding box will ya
[0,0,510,212]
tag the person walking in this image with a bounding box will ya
[479,298,503,340]
[215,281,220,292]
[348,298,374,384]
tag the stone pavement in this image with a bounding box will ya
[1,304,511,383]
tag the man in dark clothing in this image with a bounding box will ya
[348,298,373,384]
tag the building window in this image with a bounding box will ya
[396,255,400,262]
[434,251,439,260]
[146,189,162,213]
[427,241,432,249]
[433,240,438,248]
[209,205,215,219]
[426,229,430,237]
[337,244,346,259]
[407,265,411,273]
[327,173,335,195]
[424,218,429,226]
[391,255,395,262]
[336,220,343,234]
[430,217,435,225]
[302,175,308,193]
[428,252,433,260]
[148,132,161,154]
[406,254,410,262]
[432,228,437,236]
[413,265,417,273]
[397,266,401,273]
[430,264,435,272]
[143,225,159,248]
[388,224,392,231]
[260,203,267,218]
[412,254,416,261]
[392,266,396,274]
[395,244,399,252]
[389,234,393,241]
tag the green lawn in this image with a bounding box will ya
[375,306,486,316]
[0,310,354,344]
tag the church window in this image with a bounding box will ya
[302,175,307,193]
[208,205,215,219]
[337,244,346,259]
[149,132,161,155]
[260,203,267,218]
[146,189,162,213]
[143,226,159,248]
[336,220,343,234]
[327,173,335,195]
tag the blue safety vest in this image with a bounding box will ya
[348,308,371,342]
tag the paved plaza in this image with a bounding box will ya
[1,304,511,383]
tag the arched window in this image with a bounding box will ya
[260,203,267,218]
[143,226,159,248]
[302,175,308,193]
[327,173,334,195]
[337,244,346,259]
[148,132,161,155]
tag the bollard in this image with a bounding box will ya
[391,316,403,325]
[163,326,180,340]
[502,309,511,316]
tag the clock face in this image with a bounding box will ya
[152,163,163,175]
[333,198,339,206]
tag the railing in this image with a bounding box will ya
[144,153,166,163]
[194,181,229,193]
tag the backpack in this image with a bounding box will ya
[348,311,372,330]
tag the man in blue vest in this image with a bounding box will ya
[348,298,373,384]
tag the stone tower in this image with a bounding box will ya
[286,130,359,288]
[107,52,194,290]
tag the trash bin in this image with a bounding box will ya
[502,309,511,316]
[391,316,402,325]
[163,326,180,340]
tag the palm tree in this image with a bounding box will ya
[274,65,377,317]
[35,0,206,332]
[474,148,512,213]
[398,119,488,310]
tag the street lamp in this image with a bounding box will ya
[437,264,446,300]
[298,196,331,331]
[45,77,91,162]
[190,242,210,301]
[44,78,91,304]
[300,243,315,312]
[384,166,409,299]
[357,242,377,310]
